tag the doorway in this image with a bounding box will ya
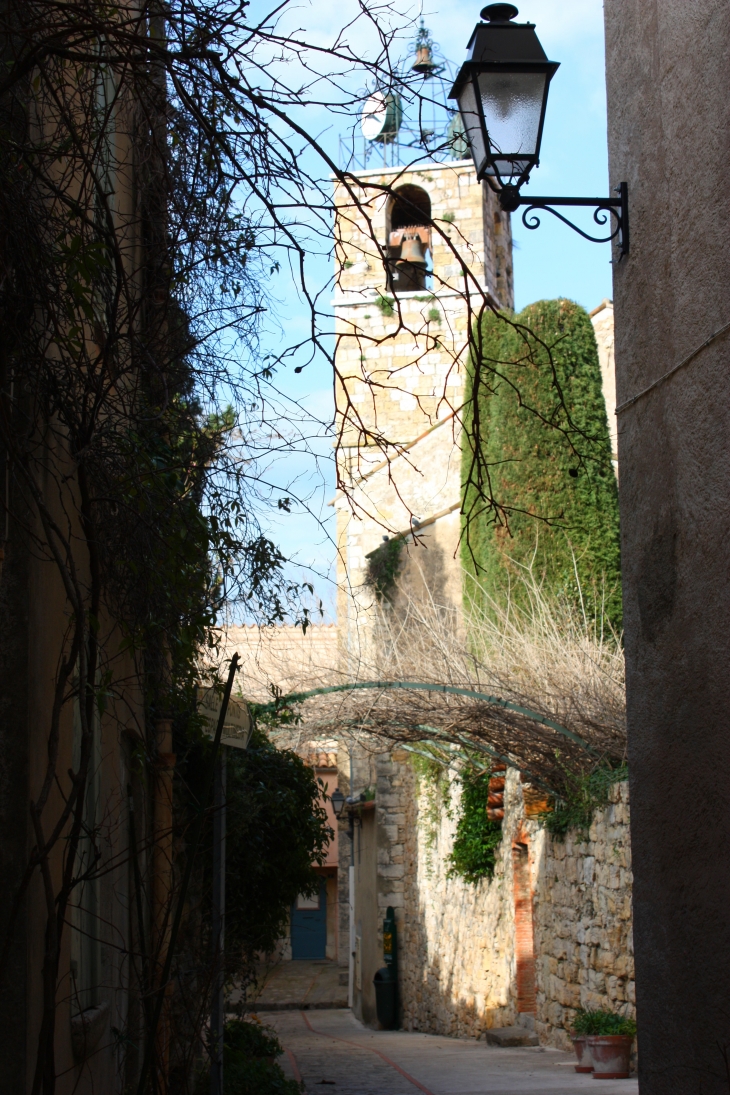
[291,876,327,959]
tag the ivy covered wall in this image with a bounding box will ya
[461,300,621,627]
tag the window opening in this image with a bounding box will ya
[387,185,432,292]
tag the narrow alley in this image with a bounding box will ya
[269,1009,639,1095]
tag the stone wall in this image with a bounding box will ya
[332,159,513,654]
[370,755,634,1047]
[399,763,520,1037]
[533,780,634,1049]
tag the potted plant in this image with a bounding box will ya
[570,1009,599,1073]
[573,1009,636,1079]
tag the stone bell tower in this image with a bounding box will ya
[332,157,514,642]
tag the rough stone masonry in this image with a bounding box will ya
[368,753,634,1048]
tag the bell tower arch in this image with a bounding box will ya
[387,185,432,292]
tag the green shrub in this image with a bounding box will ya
[542,764,627,840]
[224,1055,301,1094]
[192,1021,301,1095]
[224,1019,282,1060]
[462,300,621,629]
[447,769,502,883]
[194,1055,300,1095]
[364,536,405,602]
[223,729,333,959]
[375,294,395,317]
[572,1008,636,1038]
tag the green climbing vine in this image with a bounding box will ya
[409,751,502,884]
[447,769,503,883]
[411,751,452,879]
[364,537,405,602]
[541,762,628,840]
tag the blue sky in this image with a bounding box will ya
[238,0,612,621]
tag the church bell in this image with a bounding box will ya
[398,231,428,267]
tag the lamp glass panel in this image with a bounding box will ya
[457,77,487,174]
[476,70,547,175]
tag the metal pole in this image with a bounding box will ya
[210,749,226,1095]
[347,749,355,1010]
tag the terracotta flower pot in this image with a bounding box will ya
[571,1034,594,1073]
[587,1034,633,1079]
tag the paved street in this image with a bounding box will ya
[268,1008,639,1095]
[244,959,348,1012]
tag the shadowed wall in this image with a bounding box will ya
[605,2,730,1091]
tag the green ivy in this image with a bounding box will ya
[542,763,628,840]
[411,751,451,879]
[447,769,502,883]
[364,536,405,602]
[375,293,395,317]
[461,300,621,629]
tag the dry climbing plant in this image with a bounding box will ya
[261,565,626,799]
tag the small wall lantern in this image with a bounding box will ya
[450,4,629,254]
[331,787,346,817]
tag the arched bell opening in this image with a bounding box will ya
[386,184,432,293]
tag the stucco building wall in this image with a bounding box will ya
[0,472,148,1094]
[604,2,730,1089]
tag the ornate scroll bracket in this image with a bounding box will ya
[499,182,630,257]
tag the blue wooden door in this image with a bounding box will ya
[291,877,327,959]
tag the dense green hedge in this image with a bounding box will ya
[461,300,621,627]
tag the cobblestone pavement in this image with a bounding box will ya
[246,960,348,1012]
[268,1009,639,1095]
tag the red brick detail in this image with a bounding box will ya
[512,841,536,1015]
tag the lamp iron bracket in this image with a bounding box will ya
[499,181,629,257]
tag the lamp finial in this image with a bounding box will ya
[480,3,519,21]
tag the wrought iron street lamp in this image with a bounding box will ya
[330,787,346,817]
[450,3,629,255]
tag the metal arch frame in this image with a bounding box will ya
[509,182,630,257]
[253,678,598,756]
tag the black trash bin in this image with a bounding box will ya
[373,967,398,1029]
